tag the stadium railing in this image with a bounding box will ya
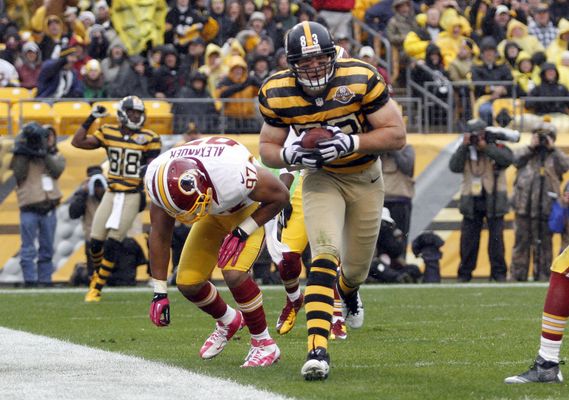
[352,18,393,78]
[1,95,424,136]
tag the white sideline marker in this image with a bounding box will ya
[0,327,294,400]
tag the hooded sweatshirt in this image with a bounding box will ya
[527,62,569,114]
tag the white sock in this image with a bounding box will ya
[251,328,270,341]
[217,306,237,326]
[287,287,301,302]
[538,336,562,363]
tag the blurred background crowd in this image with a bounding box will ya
[0,0,566,134]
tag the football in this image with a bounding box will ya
[300,127,333,149]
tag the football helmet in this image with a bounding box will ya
[285,21,337,93]
[117,95,146,131]
[146,158,213,224]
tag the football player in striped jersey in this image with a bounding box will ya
[145,137,288,367]
[72,96,162,302]
[258,21,406,380]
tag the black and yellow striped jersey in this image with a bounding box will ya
[258,58,389,174]
[93,125,162,192]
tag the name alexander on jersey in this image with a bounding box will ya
[169,145,227,159]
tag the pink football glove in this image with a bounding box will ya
[149,293,170,327]
[218,227,249,268]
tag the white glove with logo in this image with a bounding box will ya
[317,126,359,163]
[281,141,324,169]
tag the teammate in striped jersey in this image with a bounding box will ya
[72,96,161,302]
[258,21,406,380]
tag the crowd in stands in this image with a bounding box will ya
[0,0,568,134]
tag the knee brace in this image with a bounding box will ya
[90,239,103,256]
[277,252,302,281]
[103,238,122,263]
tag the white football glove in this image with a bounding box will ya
[91,105,108,119]
[317,127,359,163]
[281,141,324,169]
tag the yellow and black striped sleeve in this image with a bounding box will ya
[92,124,113,146]
[258,73,291,128]
[362,66,389,114]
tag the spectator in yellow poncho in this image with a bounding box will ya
[199,43,227,100]
[436,11,477,67]
[513,51,541,95]
[403,8,442,60]
[497,19,545,59]
[546,19,569,66]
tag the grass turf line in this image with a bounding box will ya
[0,285,567,400]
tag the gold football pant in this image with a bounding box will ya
[176,203,264,286]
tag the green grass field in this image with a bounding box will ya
[1,284,567,400]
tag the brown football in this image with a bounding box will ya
[301,128,333,149]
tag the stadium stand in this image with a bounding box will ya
[53,101,92,136]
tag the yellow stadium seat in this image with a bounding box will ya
[92,100,119,126]
[0,87,33,104]
[53,101,92,135]
[0,102,11,135]
[144,100,172,135]
[11,101,55,133]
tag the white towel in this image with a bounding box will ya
[264,218,290,265]
[105,192,125,230]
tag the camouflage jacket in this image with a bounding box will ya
[449,143,513,218]
[512,146,569,218]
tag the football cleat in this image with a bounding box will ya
[301,347,330,381]
[329,319,347,340]
[241,338,281,368]
[276,294,304,335]
[199,311,245,360]
[84,287,101,303]
[504,356,564,384]
[341,290,364,329]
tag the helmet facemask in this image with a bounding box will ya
[290,53,337,94]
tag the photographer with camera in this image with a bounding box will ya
[368,208,422,284]
[10,122,65,287]
[449,119,515,282]
[510,122,569,281]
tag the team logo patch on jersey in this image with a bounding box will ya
[132,134,148,145]
[315,97,324,107]
[334,86,355,104]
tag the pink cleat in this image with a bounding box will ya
[199,311,245,360]
[241,338,281,368]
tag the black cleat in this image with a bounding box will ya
[504,356,564,384]
[301,347,330,381]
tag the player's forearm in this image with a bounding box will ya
[148,230,171,281]
[259,142,288,168]
[356,127,406,154]
[250,198,288,228]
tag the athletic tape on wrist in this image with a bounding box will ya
[279,148,288,165]
[82,115,96,130]
[352,135,360,152]
[238,216,259,236]
[153,279,168,294]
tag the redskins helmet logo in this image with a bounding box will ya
[178,169,206,196]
